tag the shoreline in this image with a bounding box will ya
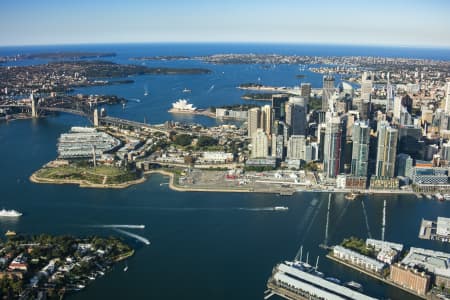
[29,166,425,197]
[30,172,146,189]
[326,254,428,299]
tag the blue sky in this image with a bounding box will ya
[1,0,449,47]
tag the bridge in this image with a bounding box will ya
[1,97,169,135]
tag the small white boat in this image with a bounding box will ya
[182,88,191,93]
[274,206,289,211]
[124,262,128,272]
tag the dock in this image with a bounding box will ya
[418,219,435,240]
[326,254,427,299]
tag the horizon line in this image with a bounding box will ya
[1,40,450,50]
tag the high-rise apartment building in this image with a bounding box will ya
[323,113,342,178]
[251,129,269,158]
[376,122,398,178]
[322,75,335,111]
[247,107,261,138]
[351,121,370,177]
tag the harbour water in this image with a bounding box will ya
[1,43,450,299]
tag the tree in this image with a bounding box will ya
[173,134,192,146]
[197,136,218,148]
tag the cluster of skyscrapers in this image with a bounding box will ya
[248,73,450,190]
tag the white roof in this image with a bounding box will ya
[277,263,377,300]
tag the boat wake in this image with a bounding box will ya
[88,224,145,229]
[114,229,150,245]
[361,199,372,238]
[207,84,215,93]
[128,98,141,103]
[147,207,286,212]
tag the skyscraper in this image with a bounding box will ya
[375,122,398,178]
[271,94,289,122]
[396,153,413,178]
[251,129,269,158]
[287,135,306,160]
[261,105,272,135]
[351,121,370,177]
[323,113,342,178]
[285,96,307,136]
[247,107,261,138]
[322,75,335,111]
[360,71,373,102]
[300,82,311,99]
[445,82,450,114]
[271,133,284,159]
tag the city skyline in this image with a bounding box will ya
[1,0,450,47]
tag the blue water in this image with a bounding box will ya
[1,43,450,299]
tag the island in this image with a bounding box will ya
[0,233,133,299]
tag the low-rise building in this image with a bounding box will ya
[390,263,430,296]
[333,245,386,274]
[198,152,234,164]
[366,238,404,252]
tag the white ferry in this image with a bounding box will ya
[0,209,22,217]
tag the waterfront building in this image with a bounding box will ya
[411,167,448,185]
[345,176,367,189]
[322,75,335,111]
[300,82,311,99]
[57,127,121,159]
[401,247,450,274]
[287,135,306,161]
[395,153,413,178]
[366,238,404,252]
[377,248,399,265]
[271,94,289,122]
[351,121,370,177]
[375,122,398,178]
[171,99,196,111]
[261,105,272,135]
[390,264,430,296]
[323,113,342,178]
[369,177,399,190]
[436,217,450,240]
[267,261,377,300]
[215,108,248,120]
[285,96,307,136]
[251,129,269,158]
[247,107,261,138]
[333,245,386,274]
[360,72,373,102]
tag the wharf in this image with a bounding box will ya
[326,254,427,300]
[418,219,435,240]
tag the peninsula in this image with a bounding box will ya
[0,233,133,299]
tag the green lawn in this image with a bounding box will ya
[36,165,139,185]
